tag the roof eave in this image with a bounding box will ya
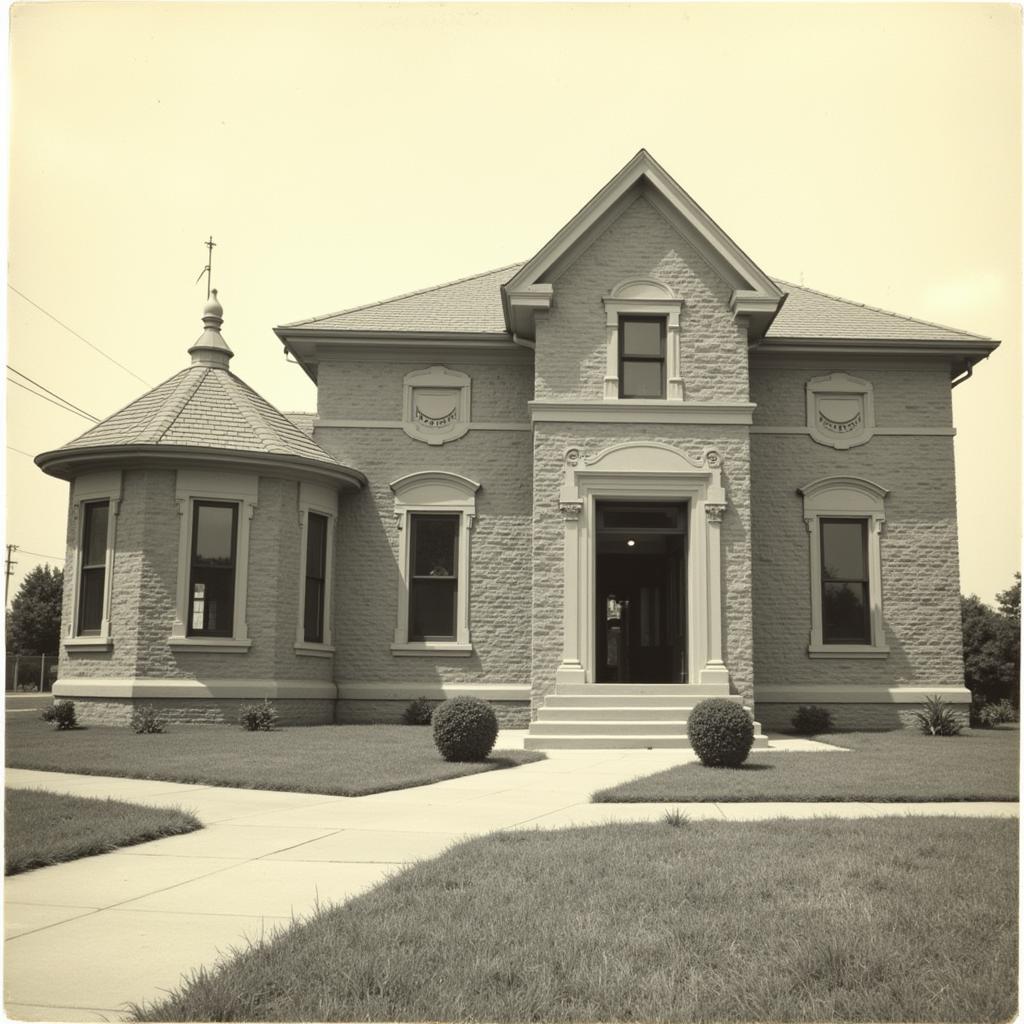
[752,336,1001,356]
[35,444,366,491]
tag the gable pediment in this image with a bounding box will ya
[502,150,784,342]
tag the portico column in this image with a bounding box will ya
[555,500,587,684]
[699,501,731,687]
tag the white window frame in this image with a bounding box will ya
[602,278,685,400]
[389,471,479,657]
[169,469,256,653]
[64,470,122,652]
[799,476,890,659]
[295,481,337,657]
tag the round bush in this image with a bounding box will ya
[791,704,832,736]
[687,698,754,767]
[432,696,498,762]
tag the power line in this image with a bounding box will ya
[7,378,99,422]
[8,284,150,386]
[7,446,35,459]
[18,549,65,561]
[8,367,98,421]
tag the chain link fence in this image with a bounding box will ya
[5,655,59,692]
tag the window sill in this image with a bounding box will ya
[808,644,890,660]
[167,637,252,654]
[390,642,474,658]
[63,637,113,653]
[294,642,335,659]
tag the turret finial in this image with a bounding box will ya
[189,286,233,369]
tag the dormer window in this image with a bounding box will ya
[619,316,666,399]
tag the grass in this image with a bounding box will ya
[131,817,1018,1023]
[593,726,1019,802]
[6,719,543,796]
[5,787,201,875]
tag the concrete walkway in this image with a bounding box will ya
[4,735,1018,1022]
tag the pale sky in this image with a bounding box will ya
[5,2,1021,606]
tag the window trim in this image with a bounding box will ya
[389,471,479,656]
[618,315,667,400]
[295,482,337,657]
[799,476,890,659]
[602,278,685,400]
[407,513,460,642]
[64,470,121,652]
[169,469,256,653]
[186,500,239,639]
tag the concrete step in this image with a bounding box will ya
[553,684,730,696]
[529,720,690,736]
[537,707,700,722]
[544,694,745,709]
[523,732,771,751]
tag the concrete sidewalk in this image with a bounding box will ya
[4,737,1018,1022]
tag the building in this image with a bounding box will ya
[38,151,998,746]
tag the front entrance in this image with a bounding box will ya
[595,501,687,683]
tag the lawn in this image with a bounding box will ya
[5,788,201,875]
[131,817,1018,1023]
[6,719,543,796]
[594,726,1019,802]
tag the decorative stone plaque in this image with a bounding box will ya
[402,366,471,445]
[806,372,875,450]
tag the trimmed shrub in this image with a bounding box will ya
[402,697,434,726]
[50,700,77,730]
[912,695,964,737]
[432,696,498,762]
[40,705,57,723]
[239,699,279,732]
[791,704,833,736]
[131,705,167,734]
[687,698,754,768]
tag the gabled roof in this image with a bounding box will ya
[282,264,520,335]
[766,280,994,343]
[276,262,994,347]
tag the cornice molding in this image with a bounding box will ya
[530,399,755,425]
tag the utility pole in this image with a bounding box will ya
[5,544,18,607]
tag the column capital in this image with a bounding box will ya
[705,502,727,524]
[559,501,583,520]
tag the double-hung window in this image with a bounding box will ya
[408,514,459,641]
[800,476,889,658]
[77,501,109,636]
[390,471,479,656]
[187,501,238,637]
[618,316,666,399]
[303,512,329,644]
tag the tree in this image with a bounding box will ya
[961,573,1020,708]
[6,565,63,655]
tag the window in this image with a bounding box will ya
[77,501,109,636]
[303,512,328,643]
[187,501,238,638]
[390,470,479,656]
[619,316,666,399]
[170,469,256,651]
[820,519,870,644]
[799,476,889,658]
[408,514,459,641]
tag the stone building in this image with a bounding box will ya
[39,151,998,746]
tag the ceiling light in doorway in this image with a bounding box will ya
[626,538,636,547]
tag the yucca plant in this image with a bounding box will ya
[912,696,964,736]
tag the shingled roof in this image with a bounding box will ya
[37,293,358,483]
[279,264,993,344]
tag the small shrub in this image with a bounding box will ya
[402,697,434,726]
[50,700,77,730]
[688,698,754,768]
[663,808,689,828]
[40,705,57,723]
[976,699,1018,728]
[912,695,964,736]
[131,705,167,734]
[432,696,498,762]
[791,704,833,735]
[239,699,279,732]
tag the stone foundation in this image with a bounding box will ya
[754,701,965,732]
[64,696,336,727]
[336,698,531,728]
